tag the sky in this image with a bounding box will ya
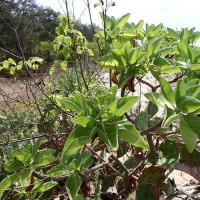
[36,0,200,31]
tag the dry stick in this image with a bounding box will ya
[140,120,163,136]
[77,55,89,91]
[85,0,104,56]
[14,30,60,151]
[0,46,22,59]
[85,145,123,177]
[136,77,155,91]
[128,160,145,177]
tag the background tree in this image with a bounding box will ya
[0,0,59,62]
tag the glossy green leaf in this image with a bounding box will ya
[74,194,83,200]
[54,95,82,113]
[159,47,173,57]
[99,13,114,30]
[66,172,82,200]
[37,181,57,192]
[118,121,149,150]
[47,164,70,177]
[115,13,130,30]
[177,96,200,113]
[189,33,200,43]
[106,86,118,103]
[109,27,120,39]
[135,111,148,131]
[33,149,56,167]
[159,76,175,105]
[62,136,91,158]
[103,100,118,119]
[180,115,197,153]
[72,116,96,128]
[63,127,95,153]
[187,45,196,63]
[0,174,19,197]
[98,55,119,70]
[175,79,186,104]
[145,42,154,57]
[189,64,200,71]
[97,122,118,151]
[182,115,200,137]
[186,85,200,98]
[186,78,199,87]
[160,65,183,74]
[162,113,180,128]
[116,96,139,117]
[144,93,166,108]
[136,20,144,30]
[153,37,163,54]
[129,48,138,65]
[177,42,189,60]
[80,151,93,171]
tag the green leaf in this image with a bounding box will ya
[106,86,118,103]
[145,42,154,57]
[98,55,119,70]
[116,96,139,117]
[74,194,83,200]
[187,45,196,63]
[175,79,186,104]
[72,116,96,128]
[189,33,200,43]
[189,64,200,71]
[62,136,91,158]
[66,172,82,200]
[159,47,173,57]
[99,13,114,30]
[177,96,200,113]
[144,93,173,109]
[177,42,189,60]
[136,20,144,30]
[153,37,163,54]
[135,111,148,131]
[160,65,183,74]
[180,115,197,153]
[33,149,56,167]
[159,76,175,105]
[49,66,55,75]
[100,122,118,151]
[186,85,200,98]
[109,27,120,39]
[63,127,95,153]
[0,174,19,197]
[182,115,200,137]
[37,181,57,192]
[101,100,118,119]
[129,48,138,65]
[54,96,82,113]
[80,151,93,171]
[167,28,178,40]
[47,164,70,177]
[63,46,71,59]
[186,78,199,87]
[115,13,130,30]
[118,121,149,150]
[162,113,180,128]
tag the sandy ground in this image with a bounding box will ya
[0,74,51,104]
